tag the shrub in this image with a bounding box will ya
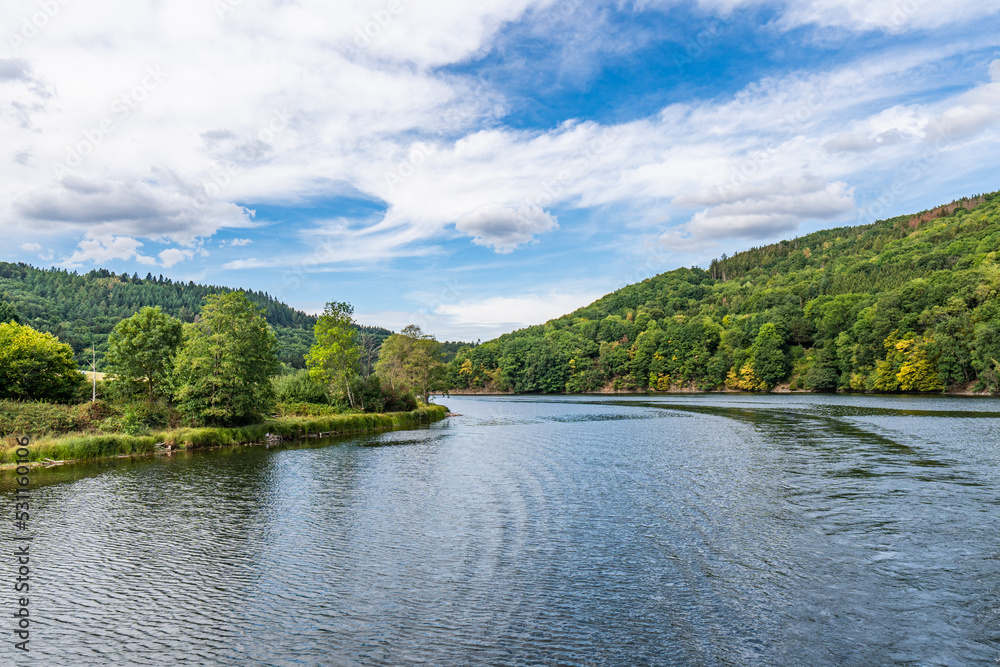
[272,369,329,404]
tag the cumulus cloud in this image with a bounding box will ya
[13,173,255,244]
[0,59,30,82]
[925,104,999,142]
[220,238,253,247]
[62,236,146,267]
[0,0,998,280]
[20,242,40,251]
[455,202,558,253]
[435,291,603,334]
[158,248,193,268]
[823,128,908,153]
[666,178,855,243]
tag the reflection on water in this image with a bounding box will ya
[6,394,1000,665]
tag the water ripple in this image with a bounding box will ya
[7,395,1000,665]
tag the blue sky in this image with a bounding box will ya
[2,0,1000,340]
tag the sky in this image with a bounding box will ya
[2,0,1000,341]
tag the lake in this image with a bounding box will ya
[5,394,1000,665]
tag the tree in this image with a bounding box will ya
[358,331,380,377]
[172,292,280,425]
[749,323,789,390]
[0,322,84,402]
[895,335,944,392]
[803,347,840,391]
[305,302,361,408]
[375,325,443,404]
[105,306,183,400]
[0,301,20,323]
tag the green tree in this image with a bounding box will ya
[105,306,183,400]
[803,347,840,391]
[375,325,444,404]
[305,301,361,408]
[0,301,20,323]
[173,292,280,425]
[895,335,944,392]
[0,322,84,402]
[749,323,789,389]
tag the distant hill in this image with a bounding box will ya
[446,191,1000,394]
[0,263,392,369]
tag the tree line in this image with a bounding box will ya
[0,262,394,370]
[1,292,447,429]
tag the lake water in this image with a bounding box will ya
[5,394,1000,665]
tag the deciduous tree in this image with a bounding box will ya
[105,306,183,400]
[305,301,362,408]
[376,325,443,404]
[0,322,84,402]
[173,292,280,425]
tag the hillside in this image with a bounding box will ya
[0,264,391,368]
[446,191,1000,393]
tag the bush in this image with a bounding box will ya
[0,322,86,402]
[272,369,329,404]
[273,402,344,418]
[0,401,83,437]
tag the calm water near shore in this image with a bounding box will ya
[6,394,1000,665]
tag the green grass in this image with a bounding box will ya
[0,405,448,465]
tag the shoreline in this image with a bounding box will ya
[441,388,997,397]
[1,404,449,470]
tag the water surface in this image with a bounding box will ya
[5,394,1000,665]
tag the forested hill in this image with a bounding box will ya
[0,263,391,368]
[447,190,1000,394]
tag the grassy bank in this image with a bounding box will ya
[1,404,448,465]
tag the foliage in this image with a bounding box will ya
[173,292,281,426]
[0,322,85,402]
[105,306,183,399]
[445,191,1000,394]
[0,399,178,437]
[0,261,396,369]
[272,368,329,404]
[0,405,448,464]
[0,300,19,323]
[306,302,362,408]
[375,325,444,404]
[749,323,789,389]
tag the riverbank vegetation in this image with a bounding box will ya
[0,404,448,465]
[444,191,1000,394]
[1,284,451,462]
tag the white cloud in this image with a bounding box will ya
[434,290,604,338]
[63,236,145,267]
[158,248,194,268]
[221,238,253,247]
[687,180,855,238]
[685,0,1000,33]
[455,202,558,253]
[0,0,998,282]
[20,242,41,251]
[13,172,255,245]
[992,59,1000,82]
